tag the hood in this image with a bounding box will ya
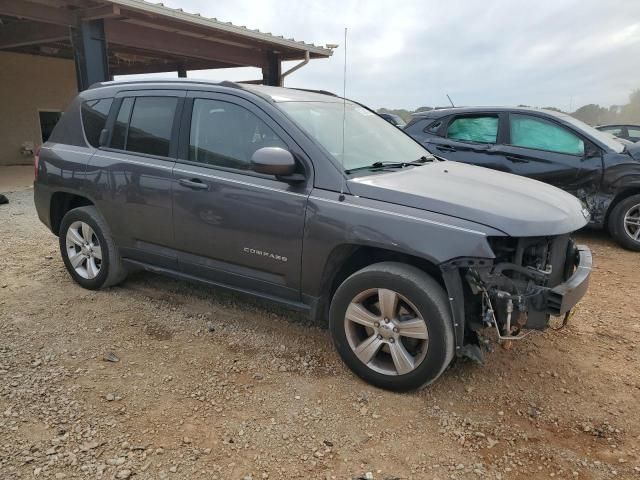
[348,161,589,237]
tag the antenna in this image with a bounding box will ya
[446,94,455,107]
[339,27,347,201]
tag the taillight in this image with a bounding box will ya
[34,146,40,180]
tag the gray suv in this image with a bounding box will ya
[34,80,592,391]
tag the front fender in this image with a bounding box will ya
[301,189,503,297]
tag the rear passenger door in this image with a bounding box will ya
[87,90,185,268]
[425,113,511,171]
[171,91,311,301]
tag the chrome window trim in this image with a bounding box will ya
[91,152,174,171]
[173,167,309,198]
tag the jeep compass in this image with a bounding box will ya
[34,80,592,391]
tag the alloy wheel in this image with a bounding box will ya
[65,221,102,279]
[344,288,429,376]
[623,203,640,241]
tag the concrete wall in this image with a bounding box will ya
[0,51,77,166]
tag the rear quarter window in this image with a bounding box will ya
[425,120,443,134]
[81,98,113,147]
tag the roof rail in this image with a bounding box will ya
[88,78,243,90]
[290,87,338,97]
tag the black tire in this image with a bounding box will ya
[59,206,127,289]
[329,262,455,391]
[608,194,640,251]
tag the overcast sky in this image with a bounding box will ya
[138,0,640,111]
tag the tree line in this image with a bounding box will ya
[378,88,640,127]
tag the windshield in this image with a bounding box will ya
[278,101,429,171]
[558,114,625,153]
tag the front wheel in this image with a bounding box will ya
[329,262,455,391]
[59,206,127,289]
[608,194,640,251]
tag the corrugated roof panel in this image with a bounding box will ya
[107,0,333,57]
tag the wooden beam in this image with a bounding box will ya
[104,19,267,68]
[79,4,121,21]
[0,0,76,26]
[0,22,68,49]
[110,60,232,76]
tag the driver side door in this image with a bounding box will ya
[171,92,312,301]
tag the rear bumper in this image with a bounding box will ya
[33,181,53,231]
[545,245,592,315]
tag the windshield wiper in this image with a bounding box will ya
[345,156,434,174]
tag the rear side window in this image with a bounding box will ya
[109,96,177,157]
[600,126,623,136]
[510,114,584,155]
[447,116,498,143]
[110,97,134,150]
[188,98,286,170]
[81,98,113,147]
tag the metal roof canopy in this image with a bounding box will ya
[0,0,333,89]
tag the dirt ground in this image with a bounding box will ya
[0,179,639,480]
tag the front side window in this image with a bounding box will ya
[81,98,113,147]
[447,116,498,144]
[510,114,584,155]
[189,99,286,170]
[109,97,177,156]
[278,101,427,172]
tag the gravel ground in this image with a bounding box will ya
[0,187,639,480]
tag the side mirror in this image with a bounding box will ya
[98,128,109,147]
[251,147,298,177]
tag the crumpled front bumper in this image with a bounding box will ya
[544,245,592,316]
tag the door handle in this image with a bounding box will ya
[436,145,457,153]
[179,178,209,190]
[505,155,529,163]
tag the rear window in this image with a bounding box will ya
[81,98,113,147]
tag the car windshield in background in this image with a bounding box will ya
[558,114,626,153]
[278,101,428,172]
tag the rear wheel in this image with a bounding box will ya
[608,194,640,251]
[329,262,454,391]
[59,206,127,289]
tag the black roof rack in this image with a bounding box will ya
[89,78,244,90]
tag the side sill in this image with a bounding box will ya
[122,258,311,313]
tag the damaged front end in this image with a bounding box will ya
[440,236,592,363]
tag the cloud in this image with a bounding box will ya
[141,0,640,111]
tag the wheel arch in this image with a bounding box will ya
[604,187,640,231]
[50,192,94,236]
[310,244,445,325]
